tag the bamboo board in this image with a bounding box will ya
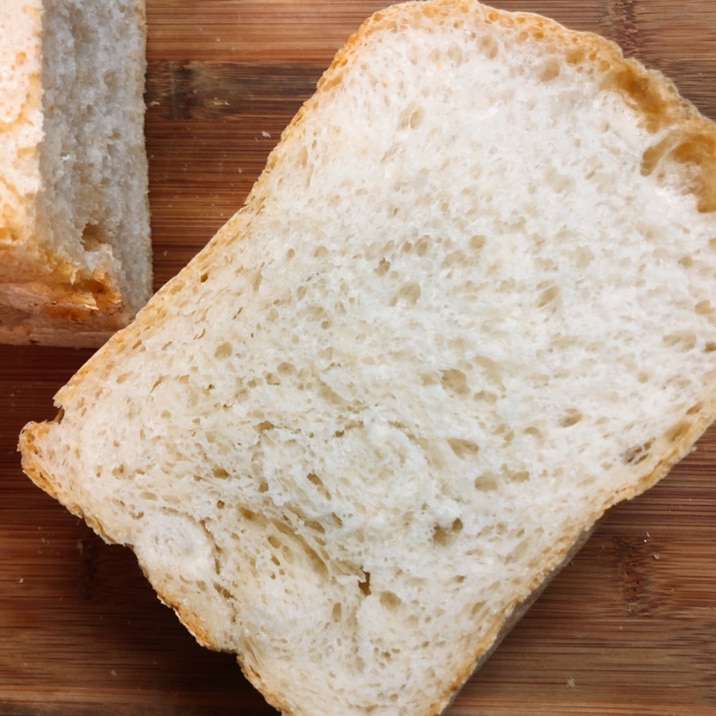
[1,1,715,714]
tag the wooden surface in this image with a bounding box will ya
[2,1,716,713]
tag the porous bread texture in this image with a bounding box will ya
[19,0,716,714]
[0,0,151,346]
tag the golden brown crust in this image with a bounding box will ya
[0,272,128,346]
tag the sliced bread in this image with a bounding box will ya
[19,0,716,713]
[0,0,151,346]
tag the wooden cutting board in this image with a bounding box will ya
[2,1,715,713]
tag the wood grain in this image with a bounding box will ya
[2,1,716,714]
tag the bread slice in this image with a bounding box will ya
[19,0,716,712]
[0,0,151,346]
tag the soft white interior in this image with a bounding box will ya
[26,3,716,715]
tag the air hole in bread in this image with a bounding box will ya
[305,520,325,535]
[665,420,690,443]
[468,234,486,252]
[474,472,500,492]
[474,390,498,404]
[572,245,595,269]
[390,281,421,306]
[559,408,583,428]
[303,303,330,323]
[447,437,480,458]
[358,572,371,597]
[398,102,425,130]
[375,258,391,277]
[379,590,402,610]
[276,361,295,376]
[317,382,344,406]
[536,282,560,308]
[447,42,464,65]
[509,537,530,563]
[524,425,542,439]
[538,57,561,82]
[440,368,469,396]
[686,401,703,415]
[307,472,332,500]
[264,371,280,386]
[211,582,231,601]
[214,342,232,359]
[420,372,438,387]
[80,222,102,251]
[474,353,502,379]
[663,332,697,351]
[477,33,499,60]
[412,235,431,255]
[441,249,466,270]
[623,440,653,465]
[432,518,463,546]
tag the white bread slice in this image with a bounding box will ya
[18,0,716,713]
[0,0,151,346]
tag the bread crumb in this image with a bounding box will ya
[566,676,576,688]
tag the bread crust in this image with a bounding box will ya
[0,273,128,346]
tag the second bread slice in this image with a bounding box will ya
[0,0,151,346]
